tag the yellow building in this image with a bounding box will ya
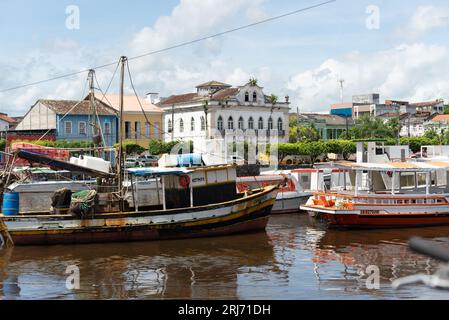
[98,94,164,148]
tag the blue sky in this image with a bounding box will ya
[1,0,449,115]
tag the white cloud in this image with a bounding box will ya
[287,43,449,112]
[396,6,449,40]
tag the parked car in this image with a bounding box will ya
[125,158,140,168]
[138,155,159,167]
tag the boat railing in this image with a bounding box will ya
[310,191,449,208]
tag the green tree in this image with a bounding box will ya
[148,140,181,155]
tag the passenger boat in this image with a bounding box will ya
[237,168,347,214]
[301,140,449,229]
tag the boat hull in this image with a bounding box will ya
[272,194,310,214]
[323,212,449,229]
[3,187,277,246]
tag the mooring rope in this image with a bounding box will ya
[0,218,14,248]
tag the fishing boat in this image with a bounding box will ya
[300,140,449,229]
[0,151,278,245]
[237,168,347,214]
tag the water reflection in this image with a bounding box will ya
[0,232,275,300]
[1,215,449,299]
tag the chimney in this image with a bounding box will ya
[146,92,160,104]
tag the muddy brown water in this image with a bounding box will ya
[1,215,449,300]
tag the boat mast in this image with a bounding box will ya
[88,69,100,157]
[117,57,127,210]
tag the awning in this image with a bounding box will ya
[127,167,192,177]
[331,160,449,172]
[16,150,115,178]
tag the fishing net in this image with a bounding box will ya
[70,190,97,216]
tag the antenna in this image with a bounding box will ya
[338,79,345,103]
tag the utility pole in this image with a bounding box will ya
[118,56,127,211]
[171,104,175,142]
[296,107,301,143]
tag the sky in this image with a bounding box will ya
[1,0,449,116]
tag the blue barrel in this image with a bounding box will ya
[2,192,20,216]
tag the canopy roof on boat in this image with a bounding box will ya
[16,150,115,178]
[332,160,449,172]
[127,167,193,177]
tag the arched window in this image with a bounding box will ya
[200,116,206,131]
[277,118,283,131]
[238,117,244,130]
[248,117,254,130]
[180,119,184,133]
[268,117,274,130]
[191,117,195,132]
[217,116,223,131]
[168,119,173,133]
[245,92,249,102]
[258,117,264,130]
[253,92,257,102]
[228,116,234,130]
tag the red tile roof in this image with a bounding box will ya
[211,88,239,100]
[196,81,231,88]
[410,100,443,107]
[159,93,201,106]
[0,114,18,124]
[40,99,117,116]
[96,94,164,113]
[431,114,449,122]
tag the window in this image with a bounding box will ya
[248,117,254,130]
[168,119,173,133]
[277,118,283,131]
[191,117,195,132]
[217,116,224,131]
[200,116,206,131]
[104,122,111,135]
[245,92,249,102]
[125,121,131,139]
[268,117,274,130]
[78,122,86,135]
[258,117,264,130]
[64,121,72,135]
[180,119,184,133]
[154,122,160,138]
[238,117,244,130]
[145,122,151,138]
[228,116,234,130]
[253,92,257,102]
[135,122,141,139]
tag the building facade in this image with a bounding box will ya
[95,94,164,148]
[15,99,118,148]
[158,81,290,153]
[296,113,353,140]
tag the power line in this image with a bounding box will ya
[0,0,336,94]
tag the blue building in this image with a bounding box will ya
[15,98,118,148]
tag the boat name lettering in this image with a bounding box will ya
[361,210,380,215]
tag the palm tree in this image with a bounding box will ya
[203,100,209,138]
[249,78,258,86]
[269,94,278,114]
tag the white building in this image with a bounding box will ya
[158,81,290,156]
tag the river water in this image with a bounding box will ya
[1,214,449,300]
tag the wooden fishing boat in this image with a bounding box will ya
[1,164,278,246]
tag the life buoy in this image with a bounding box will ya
[179,174,191,189]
